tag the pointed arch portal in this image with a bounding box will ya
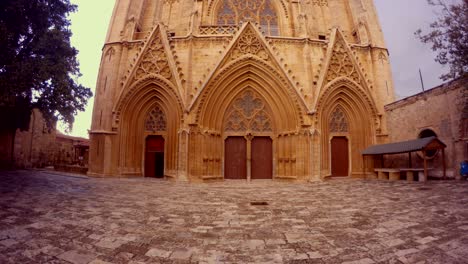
[115,77,183,178]
[223,90,273,180]
[317,78,378,178]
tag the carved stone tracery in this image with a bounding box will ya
[224,90,273,132]
[145,106,167,132]
[135,32,171,81]
[329,107,349,133]
[231,27,269,60]
[326,40,360,84]
[217,0,278,35]
[311,0,328,6]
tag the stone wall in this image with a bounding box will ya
[14,109,56,168]
[8,109,90,169]
[55,133,90,166]
[385,77,468,178]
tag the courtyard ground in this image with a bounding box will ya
[0,170,468,264]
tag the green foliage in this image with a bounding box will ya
[0,0,92,131]
[415,0,468,81]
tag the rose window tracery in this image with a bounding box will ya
[238,32,262,54]
[230,27,269,60]
[145,107,167,132]
[217,0,279,36]
[224,90,273,132]
[329,107,349,133]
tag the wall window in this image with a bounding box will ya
[217,0,279,36]
[329,107,349,133]
[145,107,167,132]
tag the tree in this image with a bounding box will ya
[0,0,92,166]
[415,0,468,81]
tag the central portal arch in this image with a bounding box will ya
[223,89,274,180]
[190,58,309,181]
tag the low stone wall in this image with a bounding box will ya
[54,165,88,175]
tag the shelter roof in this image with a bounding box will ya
[362,136,446,156]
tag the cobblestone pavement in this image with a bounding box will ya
[1,170,468,264]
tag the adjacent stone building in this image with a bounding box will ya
[1,109,90,169]
[55,132,90,166]
[385,77,468,178]
[89,0,396,181]
[13,109,56,168]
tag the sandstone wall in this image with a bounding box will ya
[385,77,468,178]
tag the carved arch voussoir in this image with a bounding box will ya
[113,74,184,129]
[316,77,379,119]
[193,55,306,125]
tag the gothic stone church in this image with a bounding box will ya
[89,0,395,181]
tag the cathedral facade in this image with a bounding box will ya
[89,0,395,181]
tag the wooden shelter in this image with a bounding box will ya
[362,136,447,180]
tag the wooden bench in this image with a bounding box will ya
[374,168,400,181]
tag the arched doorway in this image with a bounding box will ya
[317,79,377,179]
[223,90,274,180]
[145,136,165,178]
[331,136,349,177]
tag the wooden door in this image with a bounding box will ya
[251,137,273,179]
[224,137,247,179]
[145,136,165,178]
[331,136,349,177]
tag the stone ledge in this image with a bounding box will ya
[54,165,88,175]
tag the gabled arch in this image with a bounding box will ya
[113,74,184,129]
[313,29,374,111]
[317,77,378,177]
[114,25,185,114]
[316,77,379,120]
[192,57,307,132]
[115,76,183,175]
[190,23,308,117]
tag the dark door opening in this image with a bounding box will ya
[145,136,165,178]
[251,137,273,179]
[224,136,247,179]
[331,136,349,177]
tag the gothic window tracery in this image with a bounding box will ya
[145,107,167,132]
[329,107,349,133]
[216,0,279,36]
[224,90,273,132]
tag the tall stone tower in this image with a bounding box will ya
[89,0,395,181]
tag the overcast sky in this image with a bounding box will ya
[65,0,451,138]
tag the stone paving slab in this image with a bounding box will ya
[0,170,468,263]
